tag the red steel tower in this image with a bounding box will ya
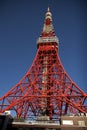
[0,7,87,120]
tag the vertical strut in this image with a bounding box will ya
[41,56,48,115]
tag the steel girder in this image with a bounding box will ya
[0,44,87,120]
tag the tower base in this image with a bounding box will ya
[37,116,50,121]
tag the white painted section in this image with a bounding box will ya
[62,120,73,125]
[4,110,11,115]
[78,121,85,126]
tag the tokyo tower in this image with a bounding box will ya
[0,7,87,120]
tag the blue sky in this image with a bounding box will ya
[0,0,87,97]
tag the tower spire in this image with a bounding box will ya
[37,7,59,48]
[47,6,50,12]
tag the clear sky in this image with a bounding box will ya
[0,0,87,98]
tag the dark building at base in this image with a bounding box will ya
[0,115,87,130]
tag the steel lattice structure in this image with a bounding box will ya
[0,7,87,120]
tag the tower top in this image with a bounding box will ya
[37,7,59,47]
[45,7,52,22]
[47,7,50,12]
